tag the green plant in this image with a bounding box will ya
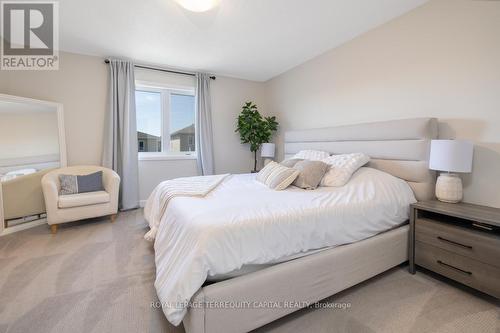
[236,101,278,172]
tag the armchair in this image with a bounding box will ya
[41,166,120,233]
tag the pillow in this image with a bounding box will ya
[256,161,279,184]
[280,158,304,168]
[256,161,299,190]
[59,171,104,195]
[292,160,329,190]
[320,153,370,187]
[293,150,330,161]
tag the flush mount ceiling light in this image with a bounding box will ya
[175,0,220,12]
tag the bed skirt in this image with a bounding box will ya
[183,224,409,333]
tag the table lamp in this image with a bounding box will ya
[261,143,275,166]
[429,140,473,203]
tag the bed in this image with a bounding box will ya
[149,117,438,333]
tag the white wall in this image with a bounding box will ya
[265,0,500,208]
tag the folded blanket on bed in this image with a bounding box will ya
[143,173,229,242]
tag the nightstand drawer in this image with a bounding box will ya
[415,241,500,298]
[415,217,500,268]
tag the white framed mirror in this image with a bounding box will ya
[0,93,66,236]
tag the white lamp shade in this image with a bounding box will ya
[429,140,473,173]
[261,143,275,158]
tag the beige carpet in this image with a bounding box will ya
[0,209,498,333]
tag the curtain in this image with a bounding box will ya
[102,59,139,210]
[195,73,215,175]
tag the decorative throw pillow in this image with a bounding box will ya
[293,150,330,161]
[280,158,304,168]
[59,171,104,195]
[320,153,370,187]
[256,161,299,190]
[292,160,329,190]
[256,161,280,184]
[266,166,300,191]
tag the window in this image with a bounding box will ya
[135,86,195,158]
[136,90,162,153]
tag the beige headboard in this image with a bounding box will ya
[284,117,438,201]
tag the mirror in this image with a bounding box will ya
[0,94,66,235]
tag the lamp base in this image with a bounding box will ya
[435,173,463,203]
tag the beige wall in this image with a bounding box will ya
[0,52,108,166]
[212,76,267,174]
[0,112,59,160]
[2,0,498,207]
[265,0,500,208]
[0,52,266,201]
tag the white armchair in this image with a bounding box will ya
[41,165,120,233]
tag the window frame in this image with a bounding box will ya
[135,81,197,161]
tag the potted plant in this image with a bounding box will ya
[236,102,278,172]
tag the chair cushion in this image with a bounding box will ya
[58,191,110,209]
[59,171,104,195]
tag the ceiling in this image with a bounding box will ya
[60,0,428,81]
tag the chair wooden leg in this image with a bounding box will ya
[110,214,117,223]
[50,224,58,234]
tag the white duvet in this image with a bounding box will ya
[148,167,417,325]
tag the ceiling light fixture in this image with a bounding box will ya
[175,0,220,12]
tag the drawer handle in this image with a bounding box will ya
[472,223,493,231]
[437,236,472,250]
[437,260,472,276]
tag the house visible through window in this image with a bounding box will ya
[135,86,195,156]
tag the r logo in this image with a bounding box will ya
[2,2,53,55]
[1,1,58,69]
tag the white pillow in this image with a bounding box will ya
[256,161,299,190]
[293,150,330,161]
[320,153,370,187]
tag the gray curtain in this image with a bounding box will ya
[195,73,215,175]
[102,59,139,210]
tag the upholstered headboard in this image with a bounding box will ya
[284,118,438,201]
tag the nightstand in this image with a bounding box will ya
[409,201,500,299]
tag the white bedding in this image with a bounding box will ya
[149,167,417,325]
[206,246,330,281]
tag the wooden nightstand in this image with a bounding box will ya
[409,201,500,299]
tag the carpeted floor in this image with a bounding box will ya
[0,209,498,333]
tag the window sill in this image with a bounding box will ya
[138,153,197,161]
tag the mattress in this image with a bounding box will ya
[206,246,331,282]
[147,167,417,325]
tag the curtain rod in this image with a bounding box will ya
[104,59,216,80]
